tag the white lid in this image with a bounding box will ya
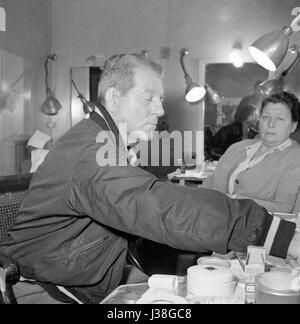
[148,275,179,291]
[197,256,231,268]
[187,265,234,284]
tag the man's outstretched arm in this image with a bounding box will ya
[71,165,297,260]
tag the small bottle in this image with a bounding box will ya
[244,276,256,304]
[180,159,186,174]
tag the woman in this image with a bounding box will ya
[203,91,300,214]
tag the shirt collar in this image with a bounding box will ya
[245,138,292,153]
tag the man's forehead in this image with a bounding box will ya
[133,67,164,93]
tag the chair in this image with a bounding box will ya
[0,173,33,304]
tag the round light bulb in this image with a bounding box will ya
[185,87,206,103]
[229,49,244,68]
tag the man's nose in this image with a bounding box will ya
[152,100,165,117]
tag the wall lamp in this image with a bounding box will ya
[71,78,95,116]
[248,11,300,71]
[0,7,5,31]
[40,54,62,116]
[180,48,206,103]
[258,45,300,97]
[179,48,223,104]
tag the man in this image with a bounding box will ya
[1,54,299,304]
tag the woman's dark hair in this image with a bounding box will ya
[234,104,256,122]
[261,91,300,125]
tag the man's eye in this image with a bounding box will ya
[143,96,153,102]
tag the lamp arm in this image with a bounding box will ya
[44,54,58,92]
[179,49,193,84]
[281,50,300,77]
[290,11,300,32]
[71,78,91,107]
[44,58,51,91]
[71,78,83,98]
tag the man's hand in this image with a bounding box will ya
[287,232,300,266]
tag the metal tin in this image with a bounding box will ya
[255,272,300,304]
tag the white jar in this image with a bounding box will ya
[187,264,236,297]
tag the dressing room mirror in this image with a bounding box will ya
[204,63,268,134]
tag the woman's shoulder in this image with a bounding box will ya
[278,140,300,168]
[291,139,300,149]
[287,140,300,158]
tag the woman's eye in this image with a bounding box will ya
[143,96,153,102]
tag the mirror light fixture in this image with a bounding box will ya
[258,45,300,97]
[248,11,300,71]
[180,48,206,103]
[205,84,223,105]
[229,42,244,68]
[0,7,5,31]
[41,54,62,116]
[71,78,95,116]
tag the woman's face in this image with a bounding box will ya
[259,102,298,147]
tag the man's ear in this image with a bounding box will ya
[104,87,121,112]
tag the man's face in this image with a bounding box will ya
[116,67,165,141]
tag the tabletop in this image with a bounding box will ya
[101,283,150,304]
[168,166,215,186]
[100,277,245,304]
[100,254,297,305]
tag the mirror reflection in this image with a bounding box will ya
[204,63,268,160]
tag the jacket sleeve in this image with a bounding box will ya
[69,165,295,259]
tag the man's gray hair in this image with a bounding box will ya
[98,53,163,103]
